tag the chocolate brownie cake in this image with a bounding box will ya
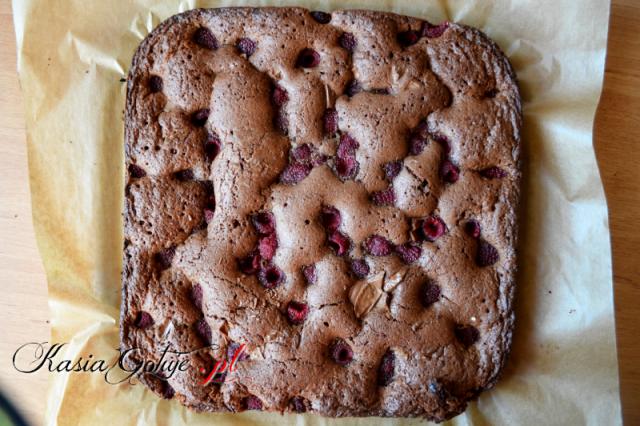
[121,7,521,422]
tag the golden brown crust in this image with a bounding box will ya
[121,7,521,421]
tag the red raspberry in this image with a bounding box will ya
[191,108,210,127]
[286,301,309,325]
[421,21,450,38]
[204,133,222,161]
[236,38,256,57]
[160,383,175,399]
[252,212,276,236]
[421,216,446,241]
[397,30,419,47]
[465,220,481,238]
[421,280,441,307]
[204,208,215,224]
[431,133,451,154]
[274,110,289,134]
[258,264,285,289]
[128,164,146,178]
[194,318,212,345]
[338,32,357,52]
[258,234,278,261]
[480,166,507,179]
[190,283,203,310]
[334,156,358,180]
[363,235,394,256]
[336,133,359,158]
[134,311,153,328]
[395,242,422,264]
[408,134,427,156]
[378,349,396,386]
[280,162,311,184]
[272,84,289,107]
[310,11,331,24]
[193,27,218,49]
[327,231,351,256]
[291,144,312,163]
[243,395,263,410]
[383,161,402,180]
[345,79,362,97]
[297,48,321,68]
[174,169,194,181]
[320,206,341,233]
[323,108,339,135]
[454,324,480,347]
[237,251,261,275]
[371,187,396,206]
[440,159,460,183]
[302,264,317,285]
[289,396,310,413]
[148,75,163,93]
[330,338,354,365]
[476,240,499,266]
[155,246,176,270]
[350,258,370,278]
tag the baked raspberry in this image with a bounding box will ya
[193,27,218,49]
[421,280,441,307]
[414,120,430,138]
[251,211,276,236]
[350,258,370,278]
[370,87,391,95]
[421,21,450,38]
[148,75,163,93]
[296,48,321,68]
[274,110,289,134]
[258,234,278,261]
[236,37,256,57]
[408,133,427,155]
[310,11,331,24]
[345,79,362,97]
[327,231,351,256]
[431,133,451,154]
[454,324,480,347]
[161,382,175,399]
[371,187,396,206]
[204,209,215,223]
[440,159,460,183]
[397,30,419,47]
[330,338,354,366]
[476,240,499,266]
[272,84,289,107]
[323,108,339,135]
[383,161,403,180]
[334,156,358,180]
[286,301,309,325]
[237,251,261,275]
[338,32,357,52]
[128,164,146,178]
[227,341,249,361]
[291,144,312,163]
[243,395,263,411]
[302,264,317,285]
[289,396,310,413]
[204,133,222,161]
[337,133,359,158]
[320,206,341,233]
[421,216,446,241]
[378,349,396,386]
[258,264,285,289]
[174,169,194,181]
[364,235,394,256]
[480,166,508,179]
[191,108,210,127]
[134,311,153,328]
[190,283,203,310]
[280,162,311,184]
[194,318,212,345]
[155,246,176,270]
[395,242,422,264]
[465,220,481,238]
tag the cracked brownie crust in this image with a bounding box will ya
[121,7,522,422]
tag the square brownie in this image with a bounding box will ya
[121,7,521,422]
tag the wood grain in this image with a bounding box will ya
[0,0,637,424]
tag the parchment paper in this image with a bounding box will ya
[11,0,621,425]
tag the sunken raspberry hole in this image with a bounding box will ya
[296,48,321,68]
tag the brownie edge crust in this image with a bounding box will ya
[121,7,521,422]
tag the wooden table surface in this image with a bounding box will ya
[0,0,638,425]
